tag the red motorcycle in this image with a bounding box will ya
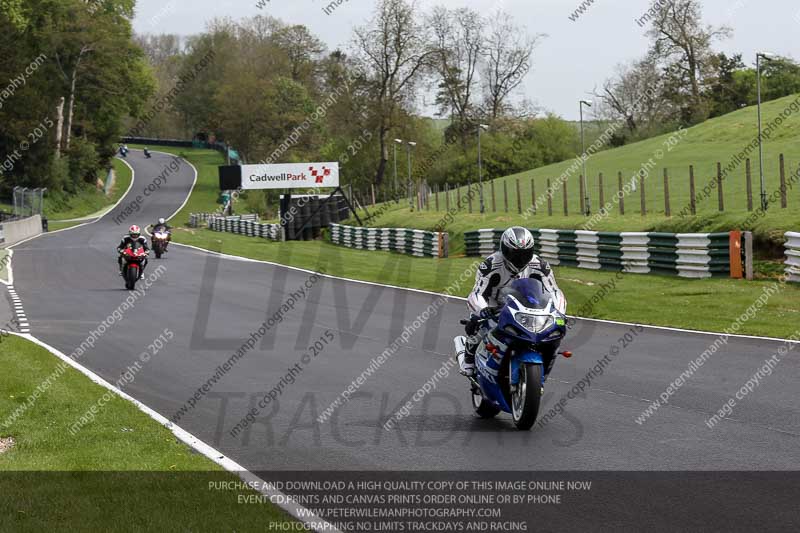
[151,229,171,259]
[120,243,148,290]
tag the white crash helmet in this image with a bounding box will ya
[500,226,535,273]
[158,218,165,225]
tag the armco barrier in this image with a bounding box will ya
[196,213,282,241]
[329,223,448,258]
[786,232,800,283]
[464,228,736,278]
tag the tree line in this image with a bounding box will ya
[595,0,800,145]
[133,0,585,215]
[0,0,153,206]
[1,0,797,216]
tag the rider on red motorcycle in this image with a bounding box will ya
[117,225,149,279]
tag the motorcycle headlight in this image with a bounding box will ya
[515,313,554,333]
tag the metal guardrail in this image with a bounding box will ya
[0,211,20,223]
[786,232,800,283]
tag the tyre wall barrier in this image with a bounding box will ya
[192,213,282,241]
[464,228,740,279]
[329,223,448,258]
[786,232,800,283]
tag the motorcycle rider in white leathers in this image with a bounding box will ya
[459,227,567,377]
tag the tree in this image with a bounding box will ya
[704,53,748,118]
[760,57,800,102]
[352,0,435,186]
[0,0,27,30]
[0,0,151,195]
[273,24,325,84]
[480,11,542,120]
[646,0,730,123]
[429,6,483,149]
[594,56,672,139]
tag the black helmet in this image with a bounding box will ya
[500,226,535,273]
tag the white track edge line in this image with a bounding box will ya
[170,241,799,345]
[7,157,137,245]
[124,152,800,345]
[9,331,342,533]
[0,249,13,285]
[164,150,198,223]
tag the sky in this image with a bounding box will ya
[132,0,800,120]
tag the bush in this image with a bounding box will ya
[65,138,101,190]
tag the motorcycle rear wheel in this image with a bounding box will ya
[511,363,543,430]
[471,386,500,419]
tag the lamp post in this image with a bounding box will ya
[406,141,416,210]
[580,99,593,216]
[756,52,775,212]
[477,124,489,214]
[394,138,402,198]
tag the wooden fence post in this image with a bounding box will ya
[780,153,787,208]
[563,178,569,216]
[618,171,625,215]
[503,181,509,212]
[689,165,696,215]
[746,158,753,211]
[579,175,585,214]
[435,184,439,211]
[457,184,462,210]
[663,168,671,217]
[491,181,496,212]
[547,179,553,216]
[531,178,536,215]
[445,183,450,212]
[468,180,473,213]
[598,172,605,208]
[640,173,646,216]
[516,178,522,214]
[717,162,724,212]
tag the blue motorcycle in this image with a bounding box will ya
[455,278,569,430]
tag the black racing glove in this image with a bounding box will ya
[465,317,480,337]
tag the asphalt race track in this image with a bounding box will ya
[6,150,800,474]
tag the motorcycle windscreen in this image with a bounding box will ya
[498,278,552,311]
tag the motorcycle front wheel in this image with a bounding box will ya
[125,266,138,291]
[511,363,543,430]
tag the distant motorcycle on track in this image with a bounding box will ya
[151,229,171,259]
[454,278,571,430]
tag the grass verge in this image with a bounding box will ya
[139,141,799,339]
[0,335,293,531]
[44,158,133,222]
[173,228,800,339]
[46,220,87,232]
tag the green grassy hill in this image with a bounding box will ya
[362,94,800,253]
